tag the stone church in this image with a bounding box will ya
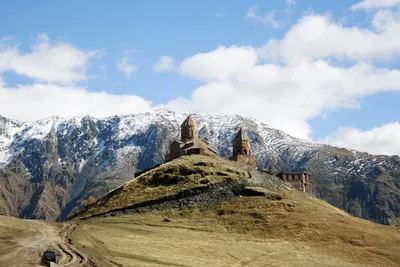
[166,114,312,192]
[166,115,219,161]
[166,115,255,170]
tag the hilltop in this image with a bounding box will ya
[72,155,252,219]
[69,155,400,267]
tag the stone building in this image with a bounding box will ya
[229,128,257,170]
[166,115,218,162]
[277,172,312,193]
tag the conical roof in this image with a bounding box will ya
[234,128,249,141]
[181,114,197,128]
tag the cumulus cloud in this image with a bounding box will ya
[179,46,257,81]
[351,0,400,11]
[258,13,400,63]
[0,34,101,84]
[168,55,400,139]
[0,36,151,121]
[165,11,400,140]
[245,6,282,28]
[0,83,152,121]
[153,56,176,72]
[321,122,400,155]
[116,51,137,78]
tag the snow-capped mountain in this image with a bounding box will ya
[0,109,399,225]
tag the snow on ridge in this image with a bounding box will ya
[0,119,26,166]
[18,116,61,141]
[0,109,342,171]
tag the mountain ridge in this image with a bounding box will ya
[0,109,399,225]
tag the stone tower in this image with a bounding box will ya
[229,128,256,170]
[180,114,198,141]
[232,128,251,155]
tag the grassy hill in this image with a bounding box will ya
[71,155,250,219]
[69,155,400,267]
[73,190,400,266]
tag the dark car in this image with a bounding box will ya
[42,249,57,264]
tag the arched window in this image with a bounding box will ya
[244,149,247,155]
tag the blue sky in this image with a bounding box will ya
[1,0,400,155]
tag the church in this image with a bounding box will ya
[166,115,219,161]
[229,127,257,170]
[166,115,256,170]
[166,114,312,191]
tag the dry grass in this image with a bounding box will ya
[73,190,400,267]
[73,155,249,219]
[0,215,38,265]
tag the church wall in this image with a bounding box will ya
[168,141,183,161]
[229,155,257,171]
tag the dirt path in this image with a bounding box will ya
[17,220,97,267]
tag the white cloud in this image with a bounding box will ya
[0,36,150,121]
[0,34,101,84]
[321,122,400,155]
[116,51,137,78]
[258,13,400,64]
[164,12,400,140]
[245,6,282,28]
[179,46,257,81]
[0,83,152,121]
[351,0,400,10]
[153,56,176,72]
[168,54,400,139]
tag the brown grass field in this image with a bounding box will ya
[2,155,400,266]
[0,215,40,266]
[73,190,400,267]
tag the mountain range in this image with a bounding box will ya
[0,109,399,225]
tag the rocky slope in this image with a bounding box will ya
[0,110,399,225]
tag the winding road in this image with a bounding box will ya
[54,223,95,266]
[17,221,97,267]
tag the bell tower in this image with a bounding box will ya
[180,114,198,141]
[232,128,251,156]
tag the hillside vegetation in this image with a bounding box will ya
[70,155,400,267]
[72,155,250,219]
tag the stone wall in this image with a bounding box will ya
[230,155,257,171]
[277,172,312,193]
